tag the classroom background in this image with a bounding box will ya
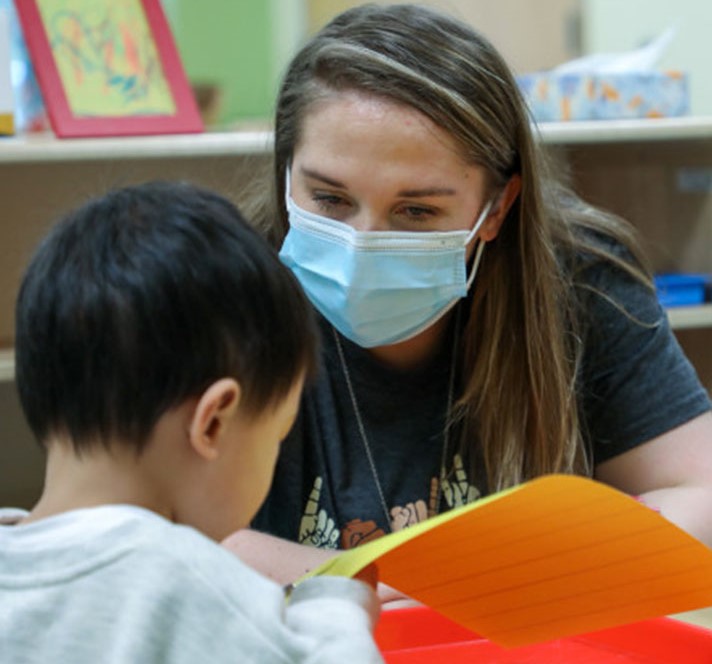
[1,0,712,642]
[158,0,712,127]
[2,0,711,543]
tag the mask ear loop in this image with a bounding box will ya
[465,199,494,290]
[285,166,293,205]
[466,241,486,290]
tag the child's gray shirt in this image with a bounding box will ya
[0,505,382,663]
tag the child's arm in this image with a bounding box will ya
[223,528,415,609]
[285,574,383,663]
[222,528,336,585]
[223,532,383,660]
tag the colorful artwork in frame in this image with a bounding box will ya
[13,0,203,137]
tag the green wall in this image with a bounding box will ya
[164,0,277,126]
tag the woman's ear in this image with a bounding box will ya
[188,378,241,461]
[479,174,522,242]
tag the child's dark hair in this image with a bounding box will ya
[15,181,318,453]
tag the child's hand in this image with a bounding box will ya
[377,582,423,610]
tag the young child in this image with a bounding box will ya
[0,182,383,663]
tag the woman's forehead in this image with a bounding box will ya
[295,91,471,169]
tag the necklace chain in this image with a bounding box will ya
[332,320,459,532]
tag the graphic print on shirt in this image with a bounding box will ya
[297,454,481,549]
[298,477,340,548]
[441,453,481,508]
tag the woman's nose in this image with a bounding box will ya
[350,210,386,232]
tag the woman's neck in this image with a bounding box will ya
[366,313,453,370]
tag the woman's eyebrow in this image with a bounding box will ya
[300,167,345,188]
[397,186,457,197]
[301,166,457,198]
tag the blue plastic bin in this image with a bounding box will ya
[653,273,710,308]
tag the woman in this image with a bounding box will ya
[226,3,712,585]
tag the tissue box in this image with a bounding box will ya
[517,71,689,122]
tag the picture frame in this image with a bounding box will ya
[13,0,203,137]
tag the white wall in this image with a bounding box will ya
[307,0,581,75]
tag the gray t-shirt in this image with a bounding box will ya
[0,505,382,663]
[575,246,709,459]
[253,240,710,549]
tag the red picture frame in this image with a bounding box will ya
[13,0,203,137]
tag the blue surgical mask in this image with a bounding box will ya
[279,173,492,348]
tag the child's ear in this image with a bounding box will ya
[479,174,522,242]
[189,378,241,461]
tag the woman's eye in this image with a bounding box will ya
[395,205,437,222]
[311,193,348,212]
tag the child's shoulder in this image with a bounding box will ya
[2,504,281,616]
[116,508,282,603]
[0,506,301,662]
[0,505,262,586]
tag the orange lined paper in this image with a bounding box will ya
[303,475,712,647]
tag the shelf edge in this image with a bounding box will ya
[3,116,712,165]
[537,116,712,145]
[0,131,274,164]
[666,305,712,330]
[0,349,14,383]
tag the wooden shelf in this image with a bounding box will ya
[1,119,711,387]
[666,304,712,330]
[538,115,712,145]
[0,349,14,383]
[0,130,273,164]
[1,116,711,167]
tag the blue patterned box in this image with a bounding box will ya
[517,71,689,122]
